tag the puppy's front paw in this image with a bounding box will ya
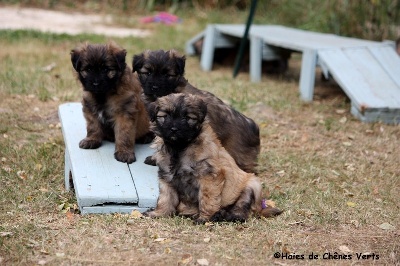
[114,151,136,164]
[79,138,101,149]
[142,209,157,218]
[144,155,156,166]
[194,217,209,225]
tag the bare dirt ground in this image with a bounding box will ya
[0,6,151,37]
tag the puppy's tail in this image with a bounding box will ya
[258,198,283,218]
[248,176,283,218]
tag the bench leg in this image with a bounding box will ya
[64,149,71,191]
[299,49,318,102]
[200,25,217,71]
[250,36,263,83]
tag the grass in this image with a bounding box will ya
[0,5,400,266]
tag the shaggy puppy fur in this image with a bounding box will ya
[71,42,152,163]
[132,49,260,173]
[144,93,282,223]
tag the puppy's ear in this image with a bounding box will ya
[132,53,144,73]
[147,101,159,122]
[114,49,127,71]
[174,54,186,76]
[197,98,208,124]
[70,50,81,71]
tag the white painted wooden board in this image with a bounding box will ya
[208,24,382,51]
[58,102,159,214]
[318,48,400,124]
[186,24,400,124]
[318,49,387,109]
[369,46,400,88]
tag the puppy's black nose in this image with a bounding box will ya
[152,85,158,91]
[93,82,99,86]
[170,127,178,132]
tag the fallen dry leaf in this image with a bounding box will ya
[41,62,56,72]
[350,220,360,228]
[154,238,169,243]
[339,245,352,254]
[2,166,12,173]
[179,254,192,265]
[66,211,74,222]
[276,170,285,177]
[0,232,13,237]
[265,199,277,208]
[130,210,143,219]
[335,109,346,114]
[346,201,356,207]
[17,170,27,180]
[339,117,347,123]
[197,258,209,266]
[164,247,171,254]
[37,260,47,265]
[378,222,395,230]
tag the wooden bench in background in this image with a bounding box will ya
[186,24,400,124]
[58,102,159,214]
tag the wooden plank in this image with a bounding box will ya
[317,49,387,110]
[58,103,139,206]
[185,30,205,55]
[250,35,263,82]
[343,47,400,107]
[128,145,159,208]
[351,104,400,124]
[200,25,217,71]
[58,102,159,213]
[215,24,382,52]
[299,49,317,102]
[368,46,400,87]
[82,205,149,215]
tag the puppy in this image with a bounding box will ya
[132,49,260,173]
[71,42,152,163]
[144,93,282,223]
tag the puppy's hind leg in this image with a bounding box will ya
[212,177,262,223]
[144,180,179,218]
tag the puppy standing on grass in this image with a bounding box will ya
[144,93,282,223]
[71,42,152,163]
[132,49,260,173]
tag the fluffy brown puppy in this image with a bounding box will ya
[144,93,282,223]
[71,42,153,163]
[132,49,260,173]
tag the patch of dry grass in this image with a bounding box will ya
[1,10,399,266]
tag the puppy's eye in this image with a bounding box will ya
[141,71,151,76]
[156,115,166,124]
[186,116,197,124]
[80,70,88,78]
